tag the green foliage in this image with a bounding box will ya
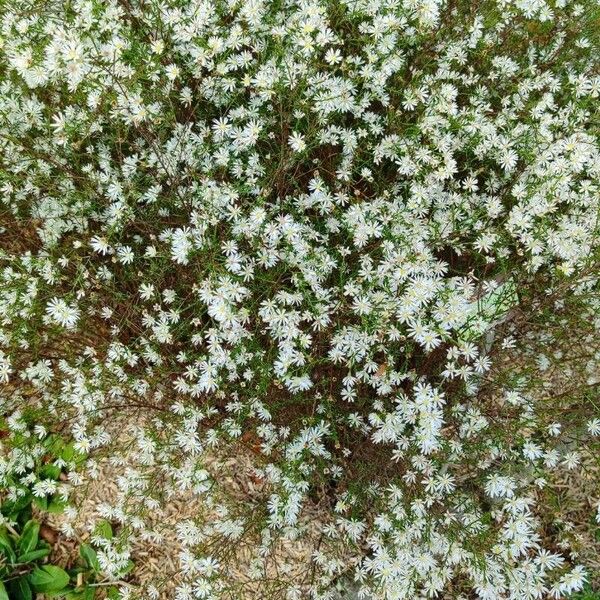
[0,517,60,598]
[0,510,123,599]
[0,0,599,596]
[28,565,70,594]
[0,431,127,600]
[570,585,600,600]
[0,420,85,526]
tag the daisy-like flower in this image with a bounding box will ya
[117,245,134,264]
[140,283,155,300]
[165,64,180,81]
[324,48,342,65]
[46,297,80,329]
[288,131,306,153]
[587,418,600,436]
[90,236,111,255]
[150,39,164,54]
[0,352,11,383]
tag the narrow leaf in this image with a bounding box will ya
[8,577,33,600]
[18,520,40,555]
[16,547,51,563]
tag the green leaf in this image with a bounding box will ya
[18,520,40,554]
[0,581,9,600]
[0,527,16,564]
[47,589,76,598]
[8,577,33,600]
[68,587,96,600]
[33,495,49,511]
[28,565,71,593]
[61,442,76,462]
[45,434,63,455]
[17,547,51,563]
[0,526,14,550]
[60,442,85,466]
[94,520,113,540]
[48,496,68,514]
[119,559,134,576]
[40,464,62,480]
[1,493,32,521]
[80,543,100,572]
[84,586,96,600]
[65,588,95,600]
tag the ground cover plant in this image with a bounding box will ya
[0,0,599,597]
[0,416,131,598]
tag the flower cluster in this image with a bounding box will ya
[0,0,599,598]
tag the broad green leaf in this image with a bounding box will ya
[0,581,9,600]
[47,589,77,598]
[48,496,69,514]
[119,559,134,576]
[8,577,33,600]
[45,434,63,454]
[40,464,62,480]
[33,495,49,511]
[28,565,71,593]
[17,547,51,563]
[18,520,40,554]
[0,526,14,549]
[80,543,101,572]
[61,442,76,462]
[1,493,32,520]
[0,526,12,547]
[94,520,113,540]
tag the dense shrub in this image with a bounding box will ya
[0,0,599,598]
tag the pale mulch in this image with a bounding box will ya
[45,417,335,599]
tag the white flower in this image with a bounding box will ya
[46,297,80,329]
[90,236,111,255]
[117,246,134,264]
[587,418,600,436]
[151,39,164,55]
[140,284,155,300]
[165,64,180,81]
[485,474,516,499]
[547,422,561,436]
[288,131,306,153]
[0,352,12,383]
[324,48,342,65]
